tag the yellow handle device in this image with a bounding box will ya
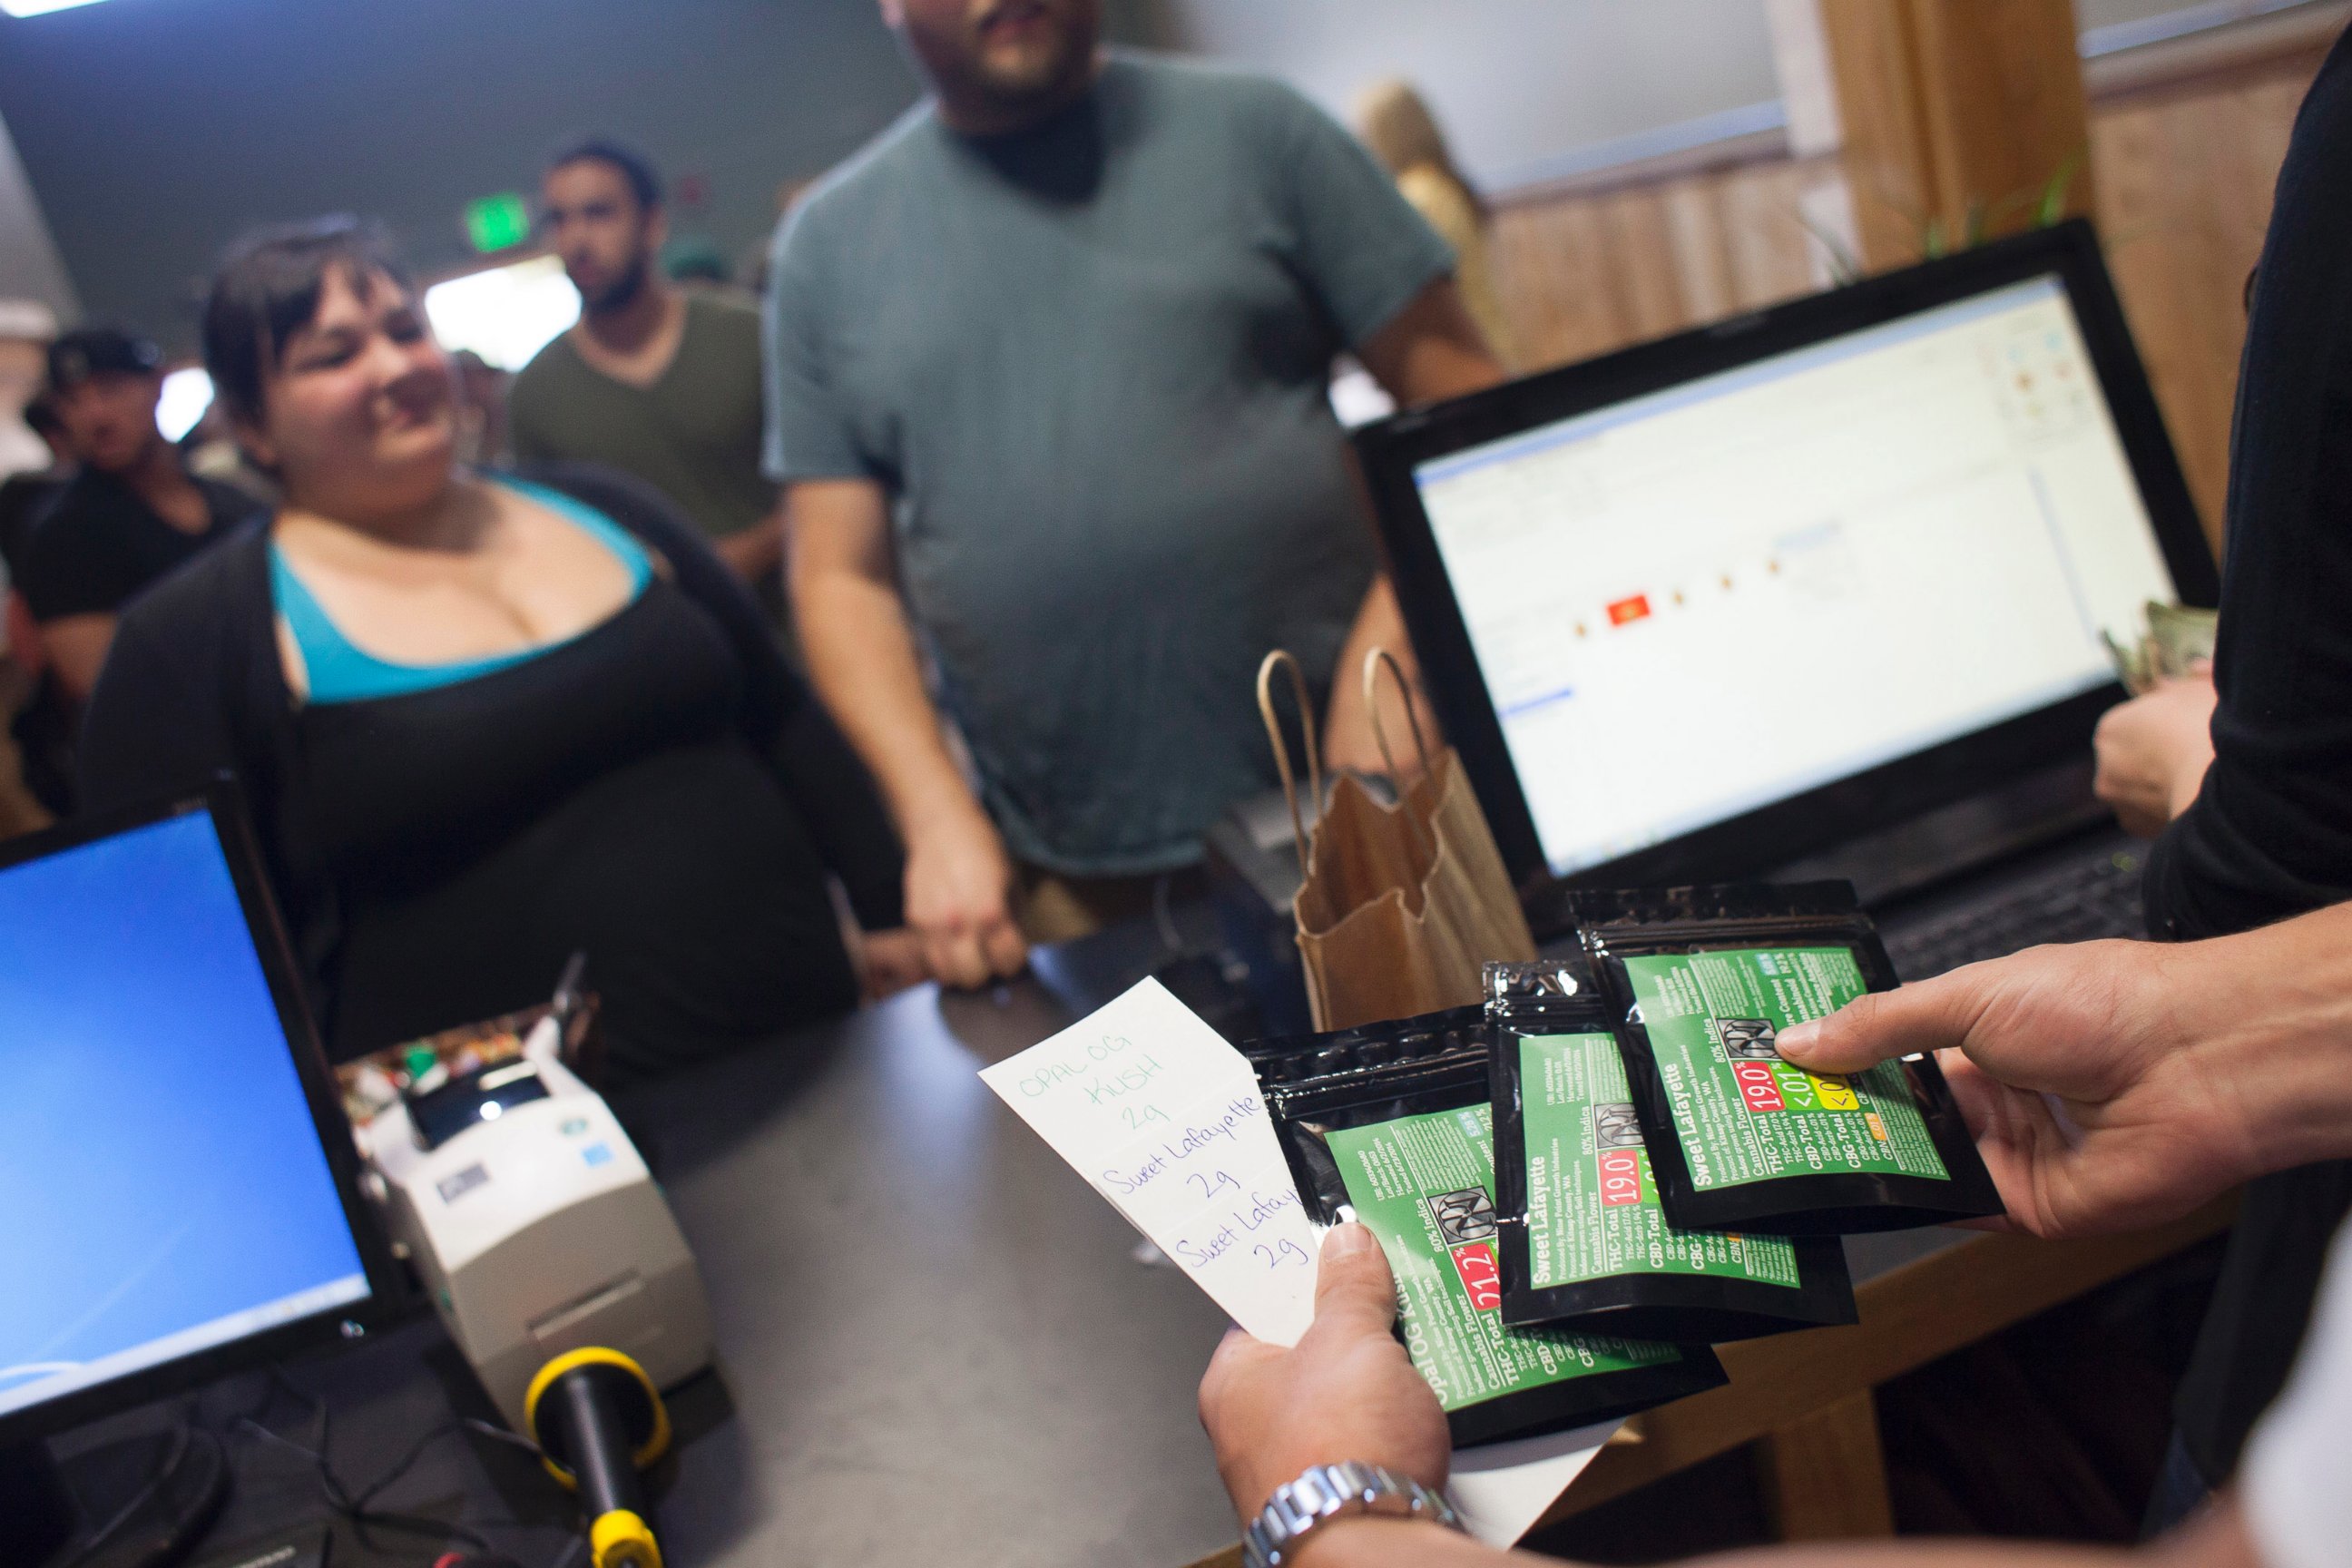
[524,1348,672,1568]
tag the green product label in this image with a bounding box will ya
[1325,1103,1682,1415]
[1518,1031,1803,1288]
[1622,947,1949,1191]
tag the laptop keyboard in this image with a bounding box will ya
[1878,838,2150,982]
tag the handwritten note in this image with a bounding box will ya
[979,977,1321,1346]
[981,978,1623,1545]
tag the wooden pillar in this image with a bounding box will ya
[1819,0,2096,270]
[1753,1389,1896,1541]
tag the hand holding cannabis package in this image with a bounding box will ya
[1248,1008,1726,1447]
[1485,962,1856,1342]
[1574,884,2002,1237]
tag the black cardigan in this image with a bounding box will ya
[76,462,904,1014]
[2141,31,2352,1485]
[2146,30,2352,942]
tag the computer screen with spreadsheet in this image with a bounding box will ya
[1406,272,2183,878]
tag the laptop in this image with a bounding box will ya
[1353,220,2220,978]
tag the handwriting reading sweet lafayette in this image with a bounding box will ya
[979,978,1319,1346]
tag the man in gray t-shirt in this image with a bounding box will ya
[768,0,1503,986]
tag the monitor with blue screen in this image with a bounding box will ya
[0,790,392,1442]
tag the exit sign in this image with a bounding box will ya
[464,192,532,254]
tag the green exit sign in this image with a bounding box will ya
[464,192,532,254]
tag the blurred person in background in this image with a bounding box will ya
[512,139,790,627]
[770,0,1504,986]
[661,233,746,299]
[0,391,70,576]
[1355,79,1514,369]
[77,218,918,1082]
[0,299,64,838]
[15,327,265,708]
[0,299,58,480]
[2,390,72,827]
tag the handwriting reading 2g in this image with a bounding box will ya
[1124,1105,1170,1130]
[1253,1239,1312,1269]
[1189,1169,1240,1201]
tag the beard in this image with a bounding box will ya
[910,0,1098,123]
[972,25,1082,101]
[583,255,652,316]
[86,434,148,473]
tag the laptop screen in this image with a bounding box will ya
[0,808,371,1421]
[1408,274,2181,877]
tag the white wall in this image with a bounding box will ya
[1155,0,1784,191]
[2077,0,2328,50]
[2081,0,2212,24]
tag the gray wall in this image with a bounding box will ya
[0,111,78,323]
[0,0,2300,348]
[0,0,1797,345]
[0,0,924,351]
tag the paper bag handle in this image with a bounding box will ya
[1363,646,1439,865]
[1363,646,1436,785]
[1257,649,1324,884]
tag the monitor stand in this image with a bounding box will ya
[2,1430,230,1568]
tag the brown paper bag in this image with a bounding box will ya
[1257,648,1538,1032]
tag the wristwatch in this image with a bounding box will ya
[1242,1461,1463,1568]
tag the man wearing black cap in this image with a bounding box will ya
[17,328,263,705]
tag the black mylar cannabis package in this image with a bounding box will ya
[1573,883,2002,1237]
[1247,1008,1727,1447]
[1485,960,1856,1341]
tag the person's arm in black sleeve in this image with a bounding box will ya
[514,460,906,929]
[77,609,238,815]
[2142,31,2352,942]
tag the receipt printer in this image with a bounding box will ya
[358,1037,711,1431]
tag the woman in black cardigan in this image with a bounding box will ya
[79,218,917,1082]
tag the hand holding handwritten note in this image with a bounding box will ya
[981,979,1620,1545]
[979,978,1321,1346]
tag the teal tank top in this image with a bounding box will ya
[270,477,654,705]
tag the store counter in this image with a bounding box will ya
[181,911,2229,1566]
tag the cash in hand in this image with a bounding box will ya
[2103,600,2219,694]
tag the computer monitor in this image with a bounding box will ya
[1357,220,2219,889]
[0,788,398,1449]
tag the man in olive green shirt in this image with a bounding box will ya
[512,138,787,614]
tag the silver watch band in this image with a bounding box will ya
[1241,1461,1462,1568]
